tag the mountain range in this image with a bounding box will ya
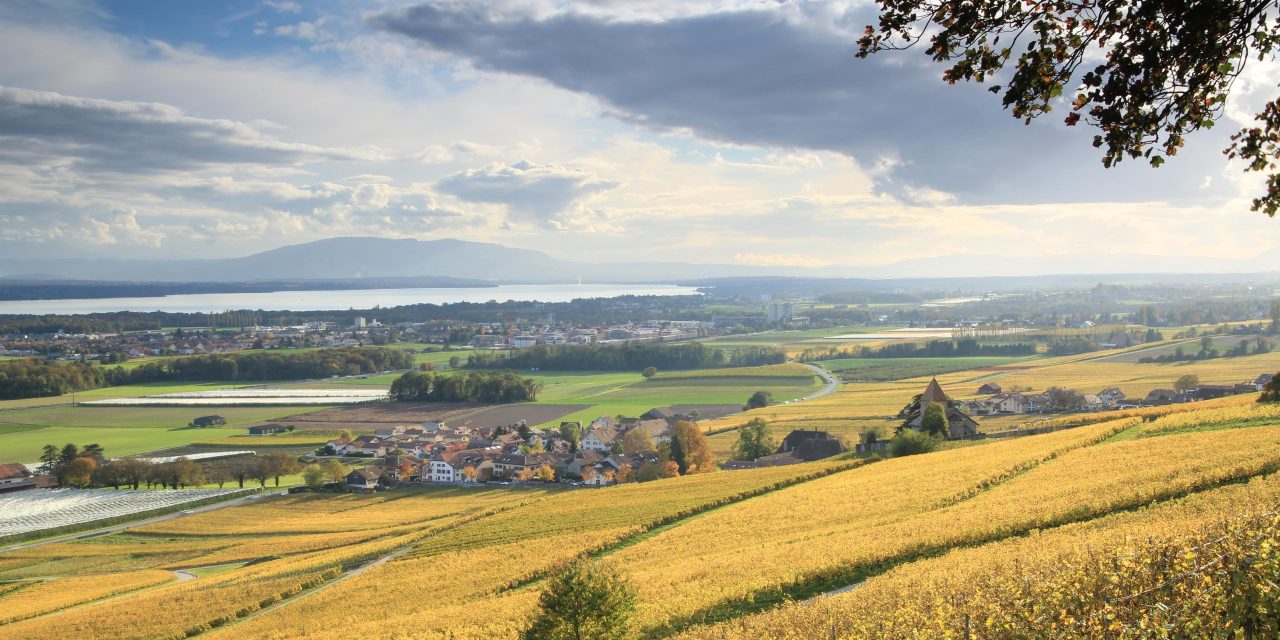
[0,237,1277,284]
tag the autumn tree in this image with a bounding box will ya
[669,421,714,475]
[857,0,1280,215]
[732,418,777,461]
[1175,374,1202,392]
[302,464,326,488]
[621,428,656,455]
[658,460,681,479]
[63,457,97,488]
[517,468,534,482]
[264,453,300,487]
[322,460,349,483]
[462,465,478,482]
[642,366,657,379]
[522,558,636,640]
[537,463,556,483]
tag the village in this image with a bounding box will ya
[315,403,845,492]
[305,369,1278,492]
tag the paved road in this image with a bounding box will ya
[0,489,287,555]
[799,363,839,402]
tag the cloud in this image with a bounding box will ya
[0,85,379,174]
[375,1,1235,205]
[436,160,619,225]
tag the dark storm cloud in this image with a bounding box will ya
[375,2,1232,204]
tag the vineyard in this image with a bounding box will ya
[2,387,1279,638]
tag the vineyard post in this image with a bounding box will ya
[964,612,971,640]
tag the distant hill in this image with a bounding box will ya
[0,236,1275,284]
[0,237,794,283]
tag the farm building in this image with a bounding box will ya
[778,430,845,461]
[190,415,227,428]
[977,383,1002,395]
[0,463,34,493]
[247,424,288,435]
[899,378,980,439]
[345,468,380,492]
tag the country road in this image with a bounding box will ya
[800,363,839,402]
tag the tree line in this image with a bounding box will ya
[0,347,412,400]
[857,339,1036,359]
[463,342,785,371]
[36,443,306,490]
[389,370,540,403]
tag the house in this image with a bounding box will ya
[1144,389,1183,405]
[634,419,673,446]
[900,378,980,438]
[493,453,556,479]
[345,468,380,492]
[0,464,34,493]
[1081,394,1105,411]
[977,383,1002,395]
[641,407,679,421]
[247,424,287,435]
[426,456,458,483]
[777,430,846,461]
[323,436,352,454]
[1256,374,1274,391]
[589,416,617,430]
[348,436,388,457]
[989,392,1030,414]
[380,455,421,482]
[1192,385,1234,401]
[190,415,227,428]
[1098,387,1126,405]
[566,451,605,478]
[580,426,619,452]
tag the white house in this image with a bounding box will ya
[991,393,1030,414]
[427,459,456,483]
[580,426,619,452]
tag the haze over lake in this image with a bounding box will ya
[0,284,701,315]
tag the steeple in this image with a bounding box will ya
[921,377,948,404]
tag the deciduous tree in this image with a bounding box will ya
[1175,374,1202,392]
[732,418,776,461]
[669,421,714,475]
[322,460,349,483]
[63,457,97,488]
[621,428,655,455]
[858,0,1280,215]
[302,464,326,488]
[522,558,636,640]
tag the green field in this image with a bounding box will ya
[526,368,822,428]
[0,404,330,464]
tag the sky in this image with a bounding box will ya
[0,0,1277,275]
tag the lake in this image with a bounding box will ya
[0,283,702,314]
